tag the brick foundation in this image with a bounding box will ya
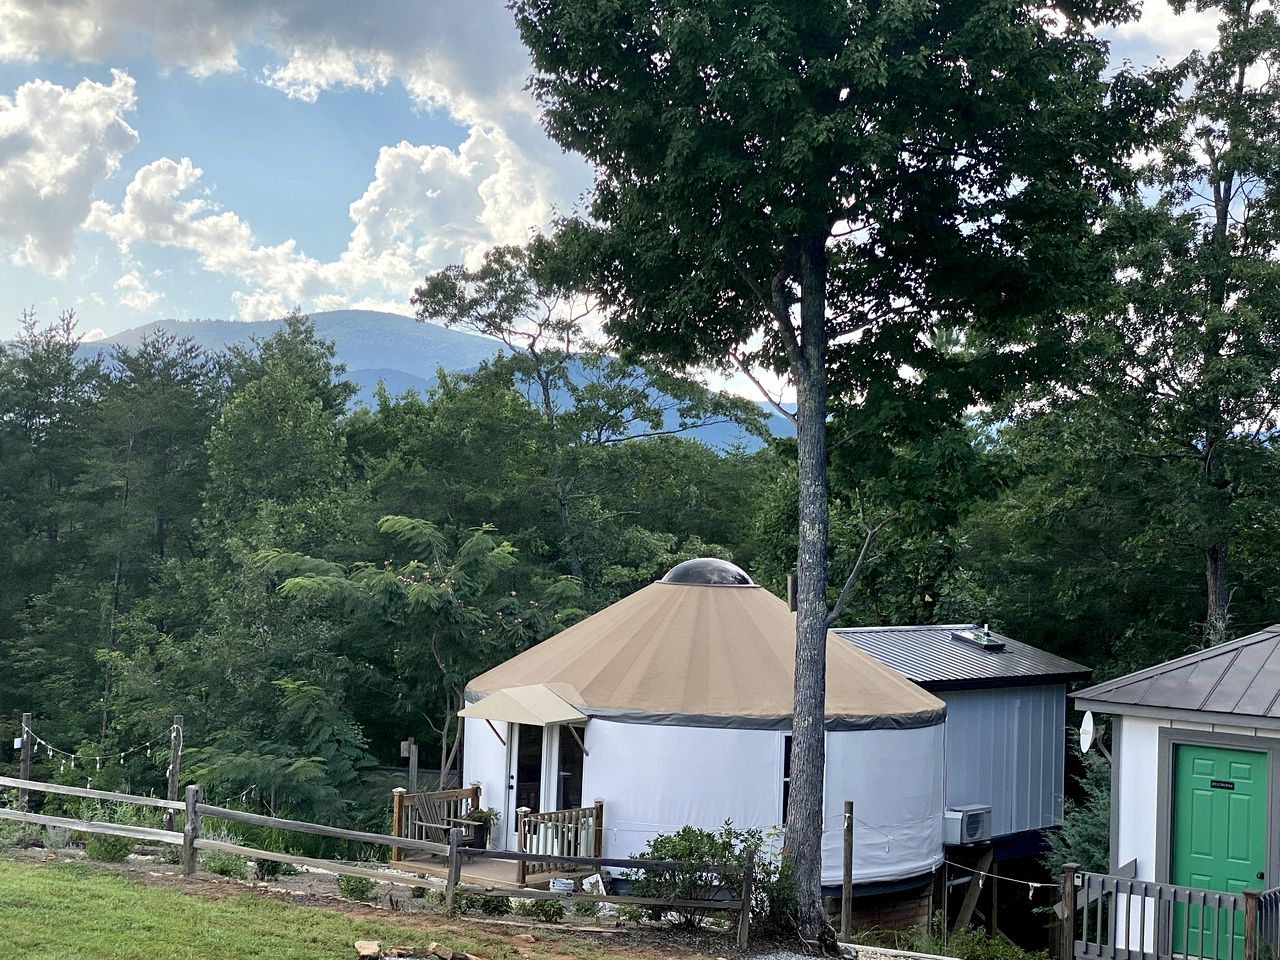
[831,889,933,935]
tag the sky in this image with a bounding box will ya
[0,0,1222,344]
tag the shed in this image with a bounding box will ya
[1074,625,1280,893]
[838,624,1090,854]
[460,558,948,887]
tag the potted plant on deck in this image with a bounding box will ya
[465,808,500,850]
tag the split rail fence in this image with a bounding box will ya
[0,775,755,947]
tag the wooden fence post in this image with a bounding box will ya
[592,798,604,858]
[737,846,755,950]
[391,787,406,863]
[445,827,462,915]
[183,784,202,876]
[401,738,418,792]
[1245,889,1260,960]
[164,715,182,831]
[1061,863,1079,960]
[18,713,31,812]
[516,806,530,887]
[841,800,854,941]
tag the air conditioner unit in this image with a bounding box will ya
[944,804,993,845]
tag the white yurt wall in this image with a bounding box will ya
[462,716,509,811]
[822,723,945,884]
[580,720,783,860]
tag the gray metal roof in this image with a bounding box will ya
[835,623,1091,689]
[1074,625,1280,721]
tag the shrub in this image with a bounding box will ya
[411,886,428,899]
[571,898,601,919]
[1043,747,1110,875]
[859,913,1048,960]
[617,904,649,925]
[254,858,284,881]
[926,917,1047,960]
[337,874,378,903]
[84,833,134,862]
[629,821,793,933]
[476,895,512,916]
[204,850,247,879]
[198,826,247,878]
[0,820,32,850]
[43,826,71,851]
[512,898,567,923]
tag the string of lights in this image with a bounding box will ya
[20,722,177,774]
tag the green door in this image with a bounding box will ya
[1171,744,1268,959]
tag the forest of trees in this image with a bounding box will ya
[0,0,1275,924]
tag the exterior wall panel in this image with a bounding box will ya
[940,684,1067,837]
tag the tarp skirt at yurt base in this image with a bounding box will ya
[822,721,945,885]
[577,717,944,885]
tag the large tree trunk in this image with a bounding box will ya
[556,482,586,582]
[786,236,832,946]
[534,363,586,583]
[1205,538,1230,643]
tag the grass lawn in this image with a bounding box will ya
[0,859,696,960]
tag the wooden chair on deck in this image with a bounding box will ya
[411,793,478,853]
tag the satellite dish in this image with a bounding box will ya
[1080,711,1096,754]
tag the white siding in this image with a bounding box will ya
[1114,714,1280,883]
[939,684,1067,837]
[461,716,510,824]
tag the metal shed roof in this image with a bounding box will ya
[1074,625,1280,723]
[835,624,1091,690]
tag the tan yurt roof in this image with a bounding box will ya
[465,559,945,730]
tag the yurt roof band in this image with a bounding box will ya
[460,693,945,732]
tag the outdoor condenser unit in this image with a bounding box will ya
[944,804,993,845]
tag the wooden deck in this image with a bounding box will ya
[389,852,595,891]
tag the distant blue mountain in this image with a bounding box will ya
[78,309,791,451]
[81,310,499,382]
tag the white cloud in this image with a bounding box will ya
[0,70,137,273]
[263,49,395,104]
[87,125,553,319]
[0,0,590,325]
[113,270,159,311]
[82,327,108,342]
[1110,0,1221,62]
[0,1,538,128]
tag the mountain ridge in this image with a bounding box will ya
[78,309,788,450]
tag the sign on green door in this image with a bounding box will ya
[1171,744,1268,959]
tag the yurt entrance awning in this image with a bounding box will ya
[458,684,587,726]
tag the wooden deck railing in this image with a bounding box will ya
[1060,864,1274,960]
[1257,887,1280,958]
[392,783,481,855]
[515,799,603,885]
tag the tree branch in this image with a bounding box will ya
[825,514,898,628]
[731,351,797,425]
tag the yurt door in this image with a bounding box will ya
[508,723,545,843]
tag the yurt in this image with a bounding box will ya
[459,558,946,888]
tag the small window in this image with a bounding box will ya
[781,734,793,823]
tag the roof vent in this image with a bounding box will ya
[660,558,755,586]
[950,625,1005,652]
